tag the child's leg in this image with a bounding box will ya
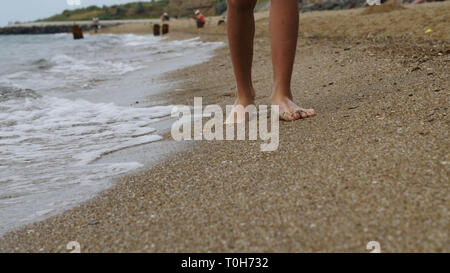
[270,0,315,120]
[227,0,257,106]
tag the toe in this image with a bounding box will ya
[280,111,291,121]
[283,111,302,121]
[280,111,294,121]
[307,109,315,116]
[292,112,301,120]
[295,108,315,118]
[294,109,308,119]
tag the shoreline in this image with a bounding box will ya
[1,3,448,252]
[0,32,223,237]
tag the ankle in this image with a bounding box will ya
[271,86,293,101]
[271,92,292,103]
[236,94,255,106]
[235,87,255,104]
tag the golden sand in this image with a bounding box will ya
[1,2,448,252]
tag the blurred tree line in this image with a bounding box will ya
[37,0,276,22]
[38,1,170,21]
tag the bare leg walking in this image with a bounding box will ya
[226,0,314,122]
[270,0,315,120]
[225,0,257,123]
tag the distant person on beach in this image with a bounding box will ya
[161,12,170,21]
[195,10,206,28]
[92,17,99,33]
[226,0,315,122]
[218,15,226,26]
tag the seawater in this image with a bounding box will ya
[0,33,223,235]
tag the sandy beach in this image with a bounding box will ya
[0,2,448,252]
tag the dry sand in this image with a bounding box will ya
[1,2,448,252]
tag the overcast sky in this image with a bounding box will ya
[0,0,153,27]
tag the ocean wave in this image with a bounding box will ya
[48,54,138,75]
[0,33,225,235]
[0,94,174,234]
[31,58,55,70]
[0,86,41,102]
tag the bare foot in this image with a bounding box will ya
[271,95,315,121]
[225,91,256,124]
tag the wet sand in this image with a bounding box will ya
[1,2,448,252]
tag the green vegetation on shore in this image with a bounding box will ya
[37,0,271,22]
[38,1,171,22]
[214,0,228,15]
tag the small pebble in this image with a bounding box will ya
[89,220,99,226]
